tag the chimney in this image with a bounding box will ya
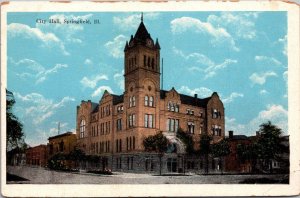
[194,94,198,98]
[229,130,233,138]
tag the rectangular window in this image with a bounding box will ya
[117,119,122,131]
[168,118,179,132]
[144,114,154,128]
[188,122,195,134]
[129,114,135,127]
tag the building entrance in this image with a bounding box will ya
[167,158,177,172]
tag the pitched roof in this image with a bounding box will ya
[134,22,152,42]
[112,94,124,105]
[160,90,211,108]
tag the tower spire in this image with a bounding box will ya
[141,12,143,22]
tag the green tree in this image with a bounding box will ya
[68,147,86,169]
[143,132,168,175]
[237,142,259,173]
[6,89,25,152]
[211,139,230,173]
[257,121,283,173]
[176,128,195,154]
[199,134,212,174]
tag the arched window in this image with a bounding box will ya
[80,119,86,138]
[145,95,149,106]
[149,96,154,107]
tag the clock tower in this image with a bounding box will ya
[123,14,161,139]
[124,14,161,93]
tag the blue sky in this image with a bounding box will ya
[7,12,287,146]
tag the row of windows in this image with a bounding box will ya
[168,102,179,112]
[144,95,154,107]
[212,125,222,136]
[212,109,222,119]
[91,125,98,137]
[126,136,136,151]
[128,114,136,127]
[186,109,194,115]
[128,56,137,68]
[100,122,111,135]
[144,114,154,128]
[91,141,110,154]
[100,105,111,118]
[143,55,156,70]
[117,105,124,113]
[129,96,136,108]
[167,118,179,132]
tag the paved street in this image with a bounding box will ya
[7,166,288,184]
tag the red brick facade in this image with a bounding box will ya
[26,145,47,167]
[75,18,225,172]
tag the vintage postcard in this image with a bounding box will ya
[1,1,300,197]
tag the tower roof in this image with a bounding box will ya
[124,14,160,51]
[134,21,152,42]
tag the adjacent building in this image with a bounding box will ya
[25,144,47,167]
[76,16,225,173]
[47,132,77,158]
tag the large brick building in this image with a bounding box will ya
[76,16,225,173]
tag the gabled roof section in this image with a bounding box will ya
[112,94,124,105]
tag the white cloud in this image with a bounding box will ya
[36,63,68,84]
[8,23,69,55]
[222,92,244,104]
[204,59,237,79]
[14,58,45,73]
[278,35,287,56]
[226,104,288,136]
[249,104,288,134]
[80,74,109,89]
[14,92,75,125]
[170,17,239,51]
[113,13,160,31]
[92,86,114,98]
[173,47,237,79]
[207,12,259,40]
[249,71,277,85]
[104,35,127,58]
[178,86,213,98]
[255,55,282,66]
[260,89,269,95]
[114,70,124,90]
